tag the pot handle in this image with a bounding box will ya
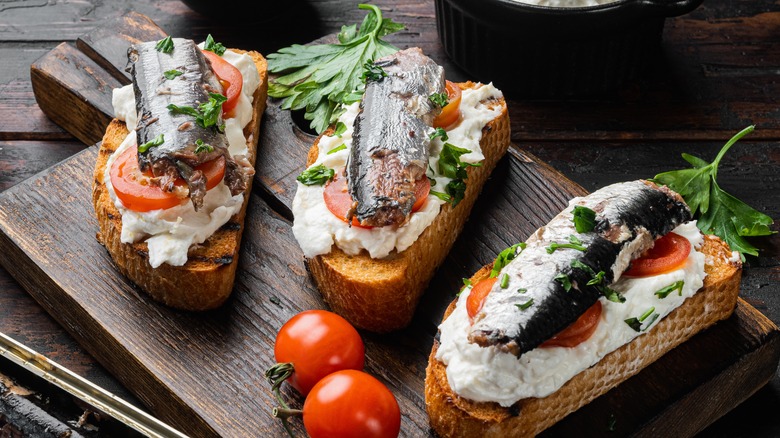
[637,0,704,17]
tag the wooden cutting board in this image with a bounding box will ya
[4,12,778,438]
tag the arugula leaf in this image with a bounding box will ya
[297,164,335,186]
[652,126,775,259]
[203,34,226,56]
[138,133,164,153]
[267,4,404,134]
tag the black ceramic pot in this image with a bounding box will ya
[435,0,703,96]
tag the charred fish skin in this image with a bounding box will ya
[469,181,692,356]
[128,38,245,210]
[346,48,445,227]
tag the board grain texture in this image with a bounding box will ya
[1,2,780,437]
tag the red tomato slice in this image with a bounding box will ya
[623,232,691,277]
[201,49,243,116]
[540,301,602,348]
[110,145,225,212]
[433,80,462,129]
[302,370,401,438]
[466,277,498,321]
[323,171,430,229]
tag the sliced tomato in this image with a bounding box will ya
[110,145,225,212]
[323,171,430,229]
[623,232,691,277]
[466,277,498,321]
[540,301,602,348]
[201,49,242,116]
[433,80,462,129]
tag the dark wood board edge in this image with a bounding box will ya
[30,43,118,146]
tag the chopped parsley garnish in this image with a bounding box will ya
[516,299,534,311]
[587,270,606,286]
[500,273,510,289]
[572,205,597,233]
[194,139,214,154]
[163,69,183,80]
[360,60,387,83]
[155,36,174,54]
[333,122,347,138]
[607,414,617,432]
[429,92,449,108]
[167,93,227,131]
[138,133,164,153]
[570,259,625,302]
[458,278,473,296]
[297,164,335,186]
[490,243,526,278]
[436,142,482,207]
[652,125,775,260]
[203,34,226,56]
[327,144,347,155]
[655,280,685,299]
[554,273,572,292]
[517,288,527,294]
[546,234,587,254]
[601,286,626,303]
[267,4,404,134]
[429,127,449,142]
[625,307,659,332]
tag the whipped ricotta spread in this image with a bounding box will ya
[436,221,706,406]
[107,47,260,268]
[291,83,503,259]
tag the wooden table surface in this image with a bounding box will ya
[0,0,778,436]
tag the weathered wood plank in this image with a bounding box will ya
[0,140,84,191]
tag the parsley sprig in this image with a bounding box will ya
[297,164,335,186]
[267,4,404,134]
[652,126,775,260]
[430,143,482,206]
[490,243,526,278]
[203,34,226,56]
[167,93,227,131]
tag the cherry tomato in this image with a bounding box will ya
[623,232,691,277]
[323,171,430,229]
[110,145,225,212]
[274,310,365,396]
[433,80,462,129]
[466,277,498,321]
[540,301,602,348]
[302,370,401,438]
[201,49,243,116]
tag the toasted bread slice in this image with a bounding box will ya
[304,82,511,332]
[425,235,741,437]
[92,50,268,311]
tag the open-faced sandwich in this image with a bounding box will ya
[288,46,510,332]
[425,180,742,436]
[92,35,267,310]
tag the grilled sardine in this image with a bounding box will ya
[129,38,246,210]
[346,48,445,227]
[469,181,692,356]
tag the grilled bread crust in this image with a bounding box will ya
[305,82,511,332]
[92,50,267,311]
[425,235,741,437]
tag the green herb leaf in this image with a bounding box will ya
[554,273,572,292]
[333,122,347,138]
[429,92,449,108]
[155,36,174,54]
[138,133,164,153]
[437,142,481,207]
[203,34,226,56]
[572,205,597,233]
[546,235,587,254]
[655,280,685,298]
[194,139,214,154]
[517,288,527,294]
[516,299,534,311]
[601,286,626,303]
[167,93,227,130]
[429,190,451,203]
[500,273,510,289]
[652,126,775,259]
[624,307,658,332]
[327,143,347,155]
[607,414,617,432]
[587,271,606,286]
[360,60,387,83]
[462,278,472,287]
[297,164,335,186]
[429,127,449,142]
[267,4,404,134]
[490,243,526,278]
[163,69,183,80]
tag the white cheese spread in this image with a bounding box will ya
[435,222,706,406]
[106,47,260,268]
[291,83,503,259]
